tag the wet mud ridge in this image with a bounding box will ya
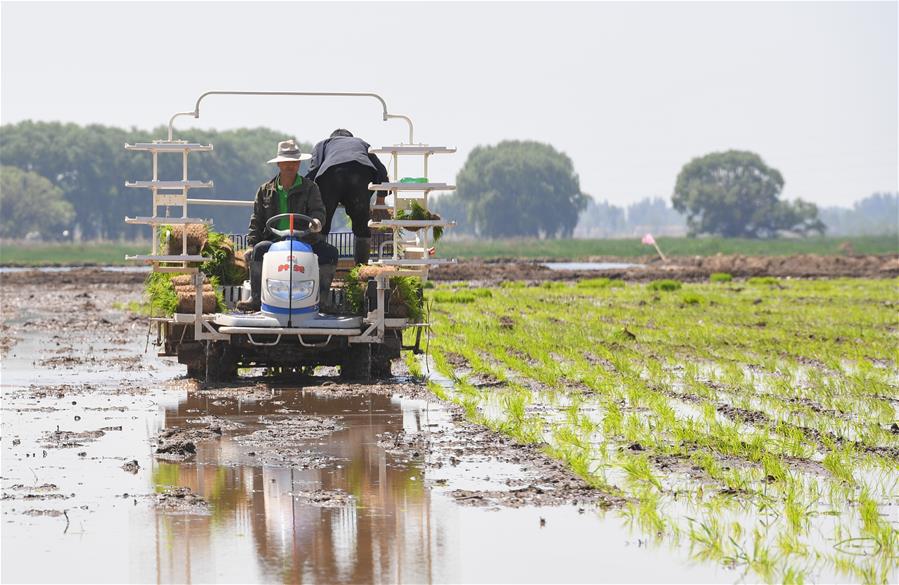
[432,253,899,282]
[4,253,897,289]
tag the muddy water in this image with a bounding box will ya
[2,283,727,583]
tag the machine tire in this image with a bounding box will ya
[370,356,392,379]
[206,342,240,383]
[371,331,401,379]
[183,341,239,383]
[340,342,371,382]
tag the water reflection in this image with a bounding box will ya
[152,388,448,584]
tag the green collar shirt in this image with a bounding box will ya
[275,174,303,230]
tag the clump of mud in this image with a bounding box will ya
[121,460,140,474]
[235,416,346,468]
[155,424,223,460]
[41,428,106,449]
[21,509,66,517]
[185,415,246,431]
[292,489,354,508]
[2,484,71,501]
[155,487,210,515]
[377,430,429,459]
[253,415,344,440]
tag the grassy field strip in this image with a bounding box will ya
[3,235,896,265]
[438,235,899,259]
[419,279,899,583]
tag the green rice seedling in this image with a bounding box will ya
[681,292,704,305]
[467,287,493,298]
[629,487,667,537]
[403,344,422,378]
[113,300,152,316]
[781,564,807,585]
[620,453,663,491]
[686,516,726,562]
[747,276,781,286]
[426,379,448,400]
[602,400,623,437]
[822,448,856,485]
[710,272,733,283]
[145,272,178,315]
[648,279,682,291]
[777,527,808,557]
[499,280,526,288]
[783,484,812,534]
[576,277,626,289]
[460,396,483,423]
[499,391,543,444]
[430,290,476,303]
[746,529,778,583]
[540,281,569,290]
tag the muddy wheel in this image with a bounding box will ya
[371,331,401,379]
[205,342,239,382]
[340,343,371,382]
[371,355,392,378]
[182,342,238,382]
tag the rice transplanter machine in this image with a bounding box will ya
[124,91,456,381]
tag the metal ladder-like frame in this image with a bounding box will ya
[366,144,458,281]
[124,140,227,341]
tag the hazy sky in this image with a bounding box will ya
[2,1,896,208]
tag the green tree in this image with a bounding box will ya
[0,166,75,238]
[0,121,305,239]
[456,140,588,238]
[672,150,825,238]
[430,193,474,236]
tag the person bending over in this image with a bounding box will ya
[306,129,390,265]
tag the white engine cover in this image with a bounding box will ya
[260,239,319,325]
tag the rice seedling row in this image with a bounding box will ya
[414,277,899,583]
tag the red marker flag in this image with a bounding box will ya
[641,233,667,262]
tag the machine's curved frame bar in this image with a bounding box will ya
[167,91,415,143]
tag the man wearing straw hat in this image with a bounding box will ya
[237,139,339,312]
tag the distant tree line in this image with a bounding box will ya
[573,197,686,238]
[1,122,894,241]
[818,193,898,236]
[0,121,308,240]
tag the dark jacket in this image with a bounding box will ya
[247,174,326,246]
[305,136,390,184]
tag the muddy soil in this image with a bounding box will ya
[3,252,897,290]
[431,253,899,282]
[3,274,725,583]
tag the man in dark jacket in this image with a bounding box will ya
[237,139,339,312]
[306,129,390,265]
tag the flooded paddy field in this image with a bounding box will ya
[1,275,736,583]
[423,276,899,583]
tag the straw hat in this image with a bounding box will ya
[267,139,312,163]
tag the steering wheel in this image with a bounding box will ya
[266,213,321,239]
